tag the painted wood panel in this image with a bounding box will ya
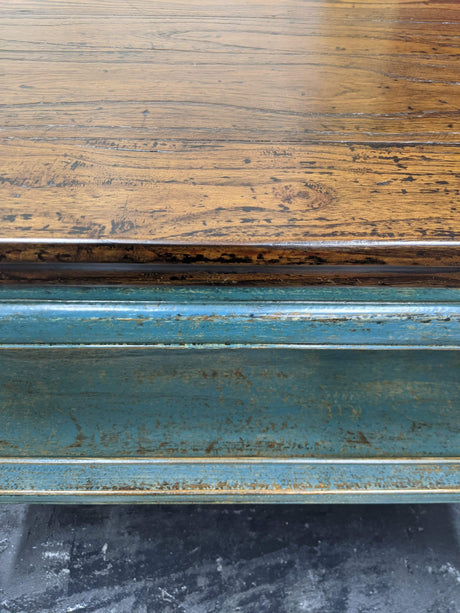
[0,459,457,504]
[1,348,459,459]
[0,286,458,502]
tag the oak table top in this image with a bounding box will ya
[0,0,459,283]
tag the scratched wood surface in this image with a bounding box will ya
[0,0,459,273]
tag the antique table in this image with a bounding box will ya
[0,0,459,503]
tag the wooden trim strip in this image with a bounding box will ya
[2,241,460,266]
[1,287,460,347]
[0,457,457,503]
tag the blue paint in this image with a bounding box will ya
[0,458,458,504]
[1,287,460,348]
[1,348,459,459]
[0,286,459,502]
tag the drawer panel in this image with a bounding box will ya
[0,286,459,503]
[1,348,459,459]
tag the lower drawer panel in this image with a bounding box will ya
[0,286,459,502]
[2,348,459,460]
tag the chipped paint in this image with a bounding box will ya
[0,287,459,502]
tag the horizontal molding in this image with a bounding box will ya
[3,239,460,247]
[2,265,460,287]
[1,263,460,276]
[4,344,460,351]
[1,288,460,347]
[0,457,458,503]
[3,286,460,302]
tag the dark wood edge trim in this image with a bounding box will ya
[1,241,460,267]
[1,263,460,286]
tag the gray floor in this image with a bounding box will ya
[0,504,458,613]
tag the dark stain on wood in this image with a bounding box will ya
[0,0,458,282]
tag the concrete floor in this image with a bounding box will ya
[0,504,458,612]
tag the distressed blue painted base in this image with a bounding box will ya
[0,458,457,504]
[0,286,459,503]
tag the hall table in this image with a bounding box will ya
[0,0,459,503]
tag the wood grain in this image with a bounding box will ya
[0,0,459,271]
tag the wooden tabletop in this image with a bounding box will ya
[1,0,459,276]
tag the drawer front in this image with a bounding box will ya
[0,286,459,503]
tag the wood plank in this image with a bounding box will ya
[0,459,458,503]
[2,286,460,347]
[7,346,459,459]
[1,287,459,461]
[1,286,459,502]
[0,0,459,269]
